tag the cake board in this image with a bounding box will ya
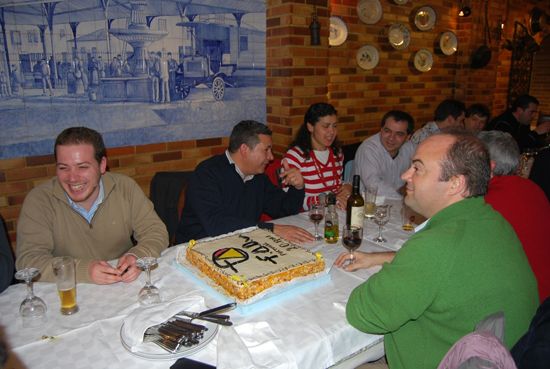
[173,259,331,315]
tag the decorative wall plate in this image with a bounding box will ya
[439,31,458,56]
[388,23,411,50]
[414,6,436,31]
[329,16,348,46]
[357,0,383,25]
[414,49,433,72]
[393,0,408,4]
[356,45,380,70]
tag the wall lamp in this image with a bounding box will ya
[458,1,471,17]
[310,7,321,45]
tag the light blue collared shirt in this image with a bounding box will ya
[66,179,105,223]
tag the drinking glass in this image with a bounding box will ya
[15,268,47,327]
[401,202,415,232]
[137,257,161,305]
[309,202,325,241]
[373,204,392,242]
[363,184,378,219]
[342,225,363,264]
[52,256,79,315]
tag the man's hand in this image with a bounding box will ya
[273,224,315,244]
[280,160,305,190]
[534,121,550,135]
[334,251,396,272]
[334,183,352,210]
[89,260,124,284]
[117,254,140,283]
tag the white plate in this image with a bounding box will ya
[388,23,411,50]
[414,49,433,72]
[439,31,458,56]
[329,16,348,46]
[414,6,436,31]
[120,320,219,360]
[356,45,380,70]
[357,0,383,25]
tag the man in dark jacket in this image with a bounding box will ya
[486,94,549,152]
[176,120,314,244]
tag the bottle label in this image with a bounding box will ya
[350,206,364,229]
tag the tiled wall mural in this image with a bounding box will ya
[0,0,266,159]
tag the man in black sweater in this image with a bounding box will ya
[176,120,314,244]
[486,94,549,152]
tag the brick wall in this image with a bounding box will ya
[0,0,547,251]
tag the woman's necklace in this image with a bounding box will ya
[310,148,341,190]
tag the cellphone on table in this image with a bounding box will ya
[170,357,216,369]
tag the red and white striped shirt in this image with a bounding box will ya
[284,146,344,210]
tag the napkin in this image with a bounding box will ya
[121,294,204,351]
[217,322,297,369]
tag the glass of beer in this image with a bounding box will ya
[363,184,378,219]
[52,256,79,315]
[401,201,415,232]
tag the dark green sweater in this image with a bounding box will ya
[346,197,538,369]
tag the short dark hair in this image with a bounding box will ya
[381,110,415,134]
[434,99,466,122]
[289,102,340,157]
[511,94,539,111]
[437,131,491,197]
[466,103,490,119]
[228,120,272,153]
[54,127,106,164]
[478,131,519,176]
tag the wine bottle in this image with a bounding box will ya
[324,193,339,244]
[346,175,364,229]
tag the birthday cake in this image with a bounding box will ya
[182,228,325,301]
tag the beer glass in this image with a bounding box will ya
[52,256,79,315]
[401,202,415,232]
[363,184,378,219]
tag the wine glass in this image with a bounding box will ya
[15,268,47,327]
[373,204,392,242]
[309,202,325,241]
[342,225,363,264]
[136,257,161,305]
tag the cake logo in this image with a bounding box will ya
[212,248,249,272]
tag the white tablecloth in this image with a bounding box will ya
[0,201,411,369]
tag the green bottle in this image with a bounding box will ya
[324,193,339,244]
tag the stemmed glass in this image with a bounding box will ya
[373,204,392,242]
[309,202,325,241]
[15,268,47,327]
[136,257,161,305]
[342,225,363,264]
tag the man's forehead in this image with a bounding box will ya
[415,135,454,159]
[383,118,408,131]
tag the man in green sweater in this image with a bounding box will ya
[335,132,538,369]
[16,127,168,284]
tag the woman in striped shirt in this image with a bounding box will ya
[284,103,351,210]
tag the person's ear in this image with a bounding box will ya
[239,143,249,156]
[449,175,467,196]
[306,122,314,133]
[100,157,107,174]
[489,161,496,178]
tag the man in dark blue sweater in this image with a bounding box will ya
[175,120,314,244]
